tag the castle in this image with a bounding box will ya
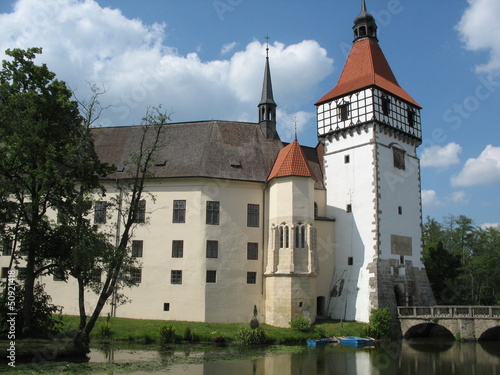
[2,1,435,326]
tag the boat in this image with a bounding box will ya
[306,338,330,348]
[337,336,375,348]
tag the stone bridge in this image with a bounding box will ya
[398,306,500,341]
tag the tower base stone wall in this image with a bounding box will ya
[373,259,436,319]
[265,275,317,328]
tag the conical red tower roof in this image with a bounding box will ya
[267,138,315,181]
[315,38,420,108]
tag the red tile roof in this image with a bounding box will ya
[267,139,315,181]
[315,39,420,108]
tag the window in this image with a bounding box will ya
[163,303,170,311]
[382,95,391,116]
[17,267,26,280]
[314,202,319,218]
[344,154,350,164]
[2,238,13,256]
[19,242,29,257]
[132,200,146,223]
[171,270,182,284]
[339,102,350,121]
[2,202,17,223]
[295,225,306,249]
[346,204,352,213]
[53,268,65,281]
[398,206,403,215]
[173,200,186,223]
[131,268,142,283]
[172,240,183,258]
[206,201,220,225]
[94,201,107,224]
[91,269,101,283]
[407,108,415,127]
[206,240,218,258]
[247,272,257,284]
[206,270,217,283]
[247,204,260,227]
[348,257,354,266]
[279,226,284,248]
[393,148,406,170]
[132,240,143,257]
[1,267,9,279]
[247,243,258,260]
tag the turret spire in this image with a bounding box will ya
[353,0,378,42]
[259,38,278,140]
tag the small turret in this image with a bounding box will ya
[353,0,378,42]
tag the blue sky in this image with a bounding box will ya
[0,0,499,227]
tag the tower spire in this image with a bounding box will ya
[353,0,378,42]
[259,37,278,140]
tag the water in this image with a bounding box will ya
[87,339,500,375]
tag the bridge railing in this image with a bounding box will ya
[398,306,500,319]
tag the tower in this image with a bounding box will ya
[316,1,435,322]
[259,44,278,140]
[264,137,318,327]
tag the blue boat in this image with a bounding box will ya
[307,338,330,348]
[338,336,375,348]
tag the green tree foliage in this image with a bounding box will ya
[0,48,106,336]
[364,307,392,339]
[423,216,500,305]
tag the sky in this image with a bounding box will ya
[0,0,499,228]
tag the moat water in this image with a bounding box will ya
[85,339,500,375]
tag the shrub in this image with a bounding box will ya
[237,327,268,346]
[99,321,113,339]
[159,324,178,344]
[250,305,260,329]
[363,308,392,339]
[314,326,327,338]
[290,316,311,332]
[183,327,200,342]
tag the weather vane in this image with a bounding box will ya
[264,35,271,57]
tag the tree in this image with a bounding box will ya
[423,216,500,306]
[71,106,170,353]
[0,48,104,336]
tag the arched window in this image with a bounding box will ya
[285,226,289,248]
[279,226,284,248]
[294,223,306,248]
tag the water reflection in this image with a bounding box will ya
[91,340,500,375]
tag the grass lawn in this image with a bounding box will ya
[60,315,367,345]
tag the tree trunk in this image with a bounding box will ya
[22,246,36,336]
[77,276,87,331]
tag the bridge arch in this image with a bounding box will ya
[403,322,454,339]
[478,326,500,341]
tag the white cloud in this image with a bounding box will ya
[457,0,500,74]
[451,145,500,186]
[449,191,469,203]
[0,0,334,141]
[481,223,500,229]
[221,42,237,55]
[422,190,442,208]
[421,142,462,168]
